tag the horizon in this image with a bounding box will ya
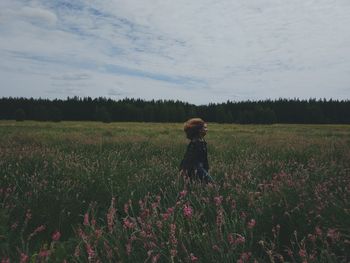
[2,95,350,107]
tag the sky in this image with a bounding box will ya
[0,0,350,105]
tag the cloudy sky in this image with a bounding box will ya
[1,0,350,104]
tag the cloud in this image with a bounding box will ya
[20,7,58,26]
[107,88,127,97]
[0,0,350,104]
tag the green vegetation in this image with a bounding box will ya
[0,121,349,262]
[1,97,350,124]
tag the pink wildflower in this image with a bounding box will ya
[212,245,220,252]
[95,229,103,239]
[236,235,246,245]
[39,249,50,258]
[124,203,129,214]
[214,196,223,206]
[74,245,80,257]
[1,258,10,263]
[152,253,161,263]
[183,204,193,219]
[216,209,224,227]
[86,244,95,260]
[52,231,61,241]
[227,233,235,245]
[240,211,247,219]
[83,213,89,226]
[170,249,177,257]
[190,253,198,262]
[315,226,322,237]
[35,225,46,233]
[107,198,116,233]
[25,210,32,221]
[169,224,177,246]
[126,242,132,256]
[156,220,163,229]
[299,249,307,258]
[162,213,170,221]
[11,222,18,230]
[123,218,135,229]
[28,225,46,240]
[240,252,251,261]
[180,190,187,198]
[231,200,237,209]
[20,253,29,263]
[247,219,256,229]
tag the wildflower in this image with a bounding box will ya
[20,253,29,263]
[86,244,95,260]
[227,233,235,245]
[240,211,247,219]
[124,203,129,214]
[123,218,135,229]
[308,234,316,242]
[170,249,177,257]
[236,235,246,245]
[180,190,187,198]
[212,245,220,252]
[35,225,46,232]
[156,220,163,229]
[126,242,132,256]
[83,213,89,226]
[52,231,61,241]
[216,208,224,227]
[39,249,50,258]
[231,200,237,209]
[152,253,161,263]
[247,219,256,229]
[315,226,322,237]
[240,252,251,261]
[107,198,117,233]
[28,225,46,240]
[25,209,32,221]
[183,204,193,219]
[151,195,161,210]
[169,224,177,246]
[77,228,87,242]
[74,245,80,257]
[286,248,293,257]
[162,207,174,221]
[299,249,307,258]
[214,196,223,206]
[1,258,10,263]
[95,229,103,239]
[190,253,198,262]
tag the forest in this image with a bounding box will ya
[1,97,349,124]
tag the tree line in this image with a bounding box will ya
[1,97,349,124]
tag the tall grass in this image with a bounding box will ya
[0,121,349,262]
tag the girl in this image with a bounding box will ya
[180,118,213,184]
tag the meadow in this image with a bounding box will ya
[0,121,349,262]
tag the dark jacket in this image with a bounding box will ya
[180,138,209,181]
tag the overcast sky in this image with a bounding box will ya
[1,0,350,105]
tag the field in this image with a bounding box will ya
[0,121,349,262]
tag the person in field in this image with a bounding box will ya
[180,118,214,184]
